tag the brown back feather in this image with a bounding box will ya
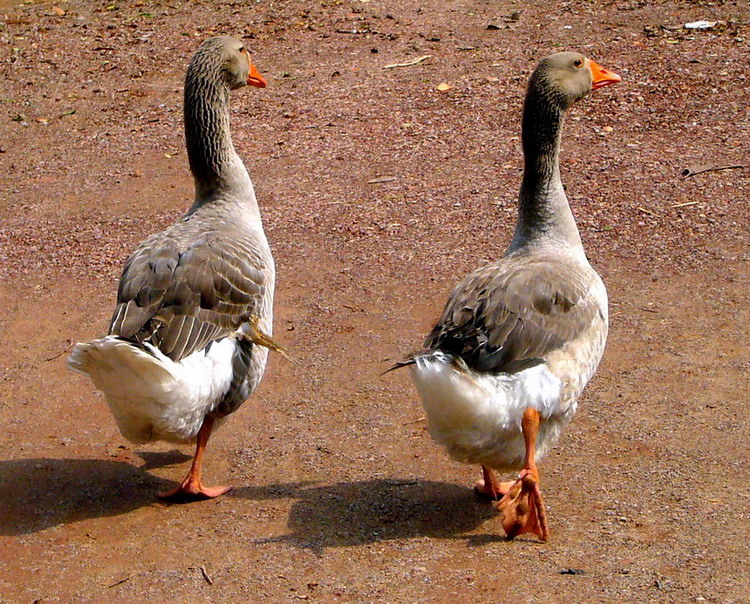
[109,222,269,362]
[425,253,601,373]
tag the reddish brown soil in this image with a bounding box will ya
[1,0,748,601]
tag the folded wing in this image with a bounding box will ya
[109,228,268,362]
[425,255,601,373]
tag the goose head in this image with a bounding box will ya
[219,36,267,90]
[531,51,621,110]
[189,36,267,91]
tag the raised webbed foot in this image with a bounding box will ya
[497,468,549,541]
[474,465,515,501]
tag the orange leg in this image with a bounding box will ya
[474,465,515,501]
[497,408,550,541]
[157,416,232,502]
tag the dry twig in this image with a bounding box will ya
[383,55,431,69]
[638,306,659,314]
[342,304,365,312]
[44,339,73,362]
[240,314,296,365]
[681,163,749,178]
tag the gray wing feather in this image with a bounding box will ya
[109,228,268,362]
[425,255,600,373]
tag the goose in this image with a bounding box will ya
[398,52,621,540]
[68,36,281,502]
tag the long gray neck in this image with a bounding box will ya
[508,85,582,252]
[184,67,250,205]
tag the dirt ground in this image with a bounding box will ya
[1,0,748,601]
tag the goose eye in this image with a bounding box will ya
[573,58,583,68]
[239,46,246,54]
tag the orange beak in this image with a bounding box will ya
[247,62,267,88]
[590,60,622,90]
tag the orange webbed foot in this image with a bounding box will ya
[474,465,517,501]
[497,469,549,541]
[157,481,232,503]
[474,478,517,501]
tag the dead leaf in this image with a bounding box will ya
[52,5,65,16]
[436,82,453,92]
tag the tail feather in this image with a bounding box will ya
[67,337,176,392]
[382,350,470,377]
[380,356,417,376]
[67,335,238,444]
[68,337,181,443]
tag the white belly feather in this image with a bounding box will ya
[410,353,573,470]
[68,336,245,444]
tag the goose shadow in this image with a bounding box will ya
[0,450,192,536]
[232,478,505,553]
